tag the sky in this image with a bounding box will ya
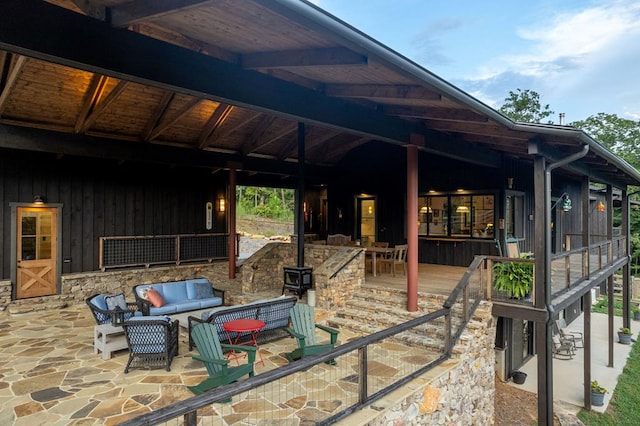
[309,0,640,123]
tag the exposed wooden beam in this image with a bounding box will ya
[382,106,488,123]
[142,91,174,141]
[70,0,106,20]
[147,97,202,141]
[110,0,212,27]
[0,0,420,145]
[78,80,129,133]
[0,123,333,179]
[242,47,367,69]
[74,74,109,133]
[198,103,234,149]
[240,115,278,154]
[0,54,26,116]
[203,111,262,149]
[246,122,298,155]
[324,84,442,101]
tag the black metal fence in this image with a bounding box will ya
[99,233,233,271]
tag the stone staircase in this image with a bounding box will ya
[326,285,458,352]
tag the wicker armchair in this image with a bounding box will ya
[86,293,140,326]
[122,316,179,373]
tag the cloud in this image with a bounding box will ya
[411,17,467,67]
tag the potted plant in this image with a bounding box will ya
[632,305,640,321]
[511,370,527,385]
[492,255,533,299]
[590,380,607,407]
[618,327,633,344]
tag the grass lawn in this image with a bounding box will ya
[577,332,640,425]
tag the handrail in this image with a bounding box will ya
[119,254,485,425]
[329,247,365,279]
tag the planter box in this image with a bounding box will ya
[591,390,605,407]
[618,332,632,345]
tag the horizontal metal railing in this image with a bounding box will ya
[99,233,236,271]
[120,258,485,425]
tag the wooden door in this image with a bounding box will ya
[16,207,57,298]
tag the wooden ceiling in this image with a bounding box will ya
[0,0,638,187]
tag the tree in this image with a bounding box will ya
[499,89,555,124]
[571,113,640,171]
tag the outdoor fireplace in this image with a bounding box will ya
[282,266,313,299]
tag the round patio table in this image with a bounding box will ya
[223,318,265,366]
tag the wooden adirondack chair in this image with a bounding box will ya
[285,304,339,364]
[189,323,257,398]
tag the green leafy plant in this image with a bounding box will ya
[492,256,533,299]
[591,380,608,394]
[620,327,632,335]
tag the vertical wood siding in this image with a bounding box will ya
[0,149,227,279]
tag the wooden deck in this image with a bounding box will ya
[363,263,468,296]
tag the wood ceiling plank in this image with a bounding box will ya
[382,105,488,123]
[245,122,297,155]
[142,91,174,141]
[240,115,277,154]
[203,110,262,149]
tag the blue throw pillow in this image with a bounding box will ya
[194,282,214,299]
[105,293,127,311]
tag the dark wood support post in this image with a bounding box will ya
[534,154,553,425]
[228,164,237,279]
[581,176,591,410]
[406,137,419,312]
[607,184,614,367]
[622,189,630,330]
[297,122,305,267]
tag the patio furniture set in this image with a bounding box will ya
[86,278,339,396]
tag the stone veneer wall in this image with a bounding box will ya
[1,241,365,313]
[365,301,496,425]
[240,242,365,310]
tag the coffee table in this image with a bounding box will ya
[223,318,265,366]
[94,323,128,360]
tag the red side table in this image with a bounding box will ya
[223,318,266,366]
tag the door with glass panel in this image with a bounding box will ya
[357,197,376,244]
[16,207,58,298]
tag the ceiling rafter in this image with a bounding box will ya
[0,54,27,116]
[77,80,129,133]
[242,47,367,69]
[241,115,278,154]
[147,97,202,141]
[318,136,369,163]
[203,111,262,150]
[69,0,106,20]
[74,74,109,133]
[142,91,174,142]
[323,84,442,101]
[198,103,234,149]
[281,129,339,159]
[382,106,488,123]
[245,122,298,155]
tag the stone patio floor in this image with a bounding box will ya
[0,303,440,425]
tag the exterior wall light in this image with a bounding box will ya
[217,197,226,213]
[597,202,605,212]
[33,194,45,204]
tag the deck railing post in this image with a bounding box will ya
[358,346,368,404]
[444,312,452,356]
[184,411,197,426]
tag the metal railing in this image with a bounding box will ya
[99,233,236,271]
[119,257,485,425]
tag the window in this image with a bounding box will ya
[418,194,494,238]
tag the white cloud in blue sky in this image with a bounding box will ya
[309,0,640,122]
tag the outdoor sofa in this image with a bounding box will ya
[187,295,298,350]
[132,278,225,316]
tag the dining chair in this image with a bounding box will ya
[380,244,408,277]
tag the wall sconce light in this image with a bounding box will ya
[368,205,372,214]
[507,177,514,189]
[217,197,226,213]
[33,194,45,205]
[597,202,605,212]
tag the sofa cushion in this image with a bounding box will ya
[105,293,127,311]
[186,279,214,299]
[146,288,165,308]
[148,304,178,315]
[161,281,188,304]
[90,294,108,310]
[198,297,223,309]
